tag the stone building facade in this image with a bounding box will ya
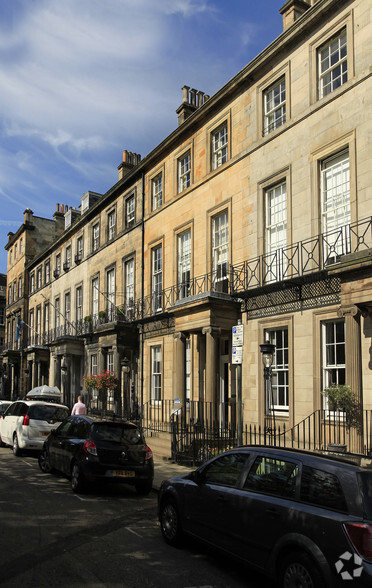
[2,0,371,457]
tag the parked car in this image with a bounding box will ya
[0,400,69,455]
[158,446,372,587]
[0,401,12,418]
[38,415,154,495]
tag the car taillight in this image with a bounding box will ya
[344,522,372,562]
[23,415,30,426]
[145,445,153,460]
[83,440,97,456]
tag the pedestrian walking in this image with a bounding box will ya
[71,395,87,415]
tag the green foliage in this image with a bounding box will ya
[322,384,362,432]
[84,315,92,323]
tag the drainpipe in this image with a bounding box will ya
[140,171,145,413]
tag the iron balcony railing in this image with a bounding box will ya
[14,216,372,349]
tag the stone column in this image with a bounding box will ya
[174,332,186,405]
[37,361,42,387]
[337,305,362,403]
[202,327,220,409]
[32,360,38,389]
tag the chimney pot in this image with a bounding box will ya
[182,85,190,103]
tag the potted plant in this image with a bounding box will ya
[84,315,92,323]
[322,384,362,434]
[98,310,107,323]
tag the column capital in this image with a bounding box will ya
[174,332,186,342]
[337,305,359,318]
[202,327,221,336]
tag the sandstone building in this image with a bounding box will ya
[2,0,371,458]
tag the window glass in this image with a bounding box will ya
[264,77,286,135]
[357,473,372,520]
[28,405,69,422]
[203,453,248,487]
[264,328,289,414]
[152,174,163,210]
[318,29,347,99]
[244,456,299,498]
[92,423,142,445]
[300,465,347,512]
[178,151,191,192]
[57,419,74,436]
[212,124,228,170]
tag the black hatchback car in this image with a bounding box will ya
[158,446,372,587]
[39,415,154,495]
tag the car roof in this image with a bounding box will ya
[229,445,372,471]
[71,414,139,427]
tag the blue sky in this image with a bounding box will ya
[0,0,284,274]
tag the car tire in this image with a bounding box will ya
[159,498,183,547]
[279,550,325,588]
[38,449,52,473]
[71,462,86,493]
[13,434,21,457]
[135,479,153,495]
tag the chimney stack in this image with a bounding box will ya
[176,85,210,126]
[118,149,141,180]
[279,0,310,31]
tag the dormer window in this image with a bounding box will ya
[65,208,72,229]
[81,194,89,214]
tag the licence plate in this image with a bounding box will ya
[112,470,135,478]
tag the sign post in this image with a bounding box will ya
[232,323,243,446]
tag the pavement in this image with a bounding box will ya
[153,460,194,491]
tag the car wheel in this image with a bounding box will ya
[159,499,183,547]
[279,551,325,588]
[135,479,153,495]
[71,462,86,493]
[38,449,52,473]
[13,434,21,457]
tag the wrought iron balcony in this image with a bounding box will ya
[15,216,372,350]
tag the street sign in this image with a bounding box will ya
[232,346,243,364]
[232,324,244,346]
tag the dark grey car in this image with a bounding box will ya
[158,446,372,587]
[39,415,154,495]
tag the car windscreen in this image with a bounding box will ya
[357,472,372,520]
[28,405,69,423]
[92,423,143,445]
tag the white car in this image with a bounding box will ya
[0,400,69,455]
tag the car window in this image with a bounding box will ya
[92,424,143,445]
[57,420,74,436]
[243,456,299,498]
[16,403,28,417]
[357,473,372,519]
[202,453,248,487]
[28,405,69,422]
[68,419,89,439]
[300,465,348,512]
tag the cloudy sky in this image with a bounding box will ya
[0,0,284,273]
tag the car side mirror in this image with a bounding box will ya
[190,469,204,485]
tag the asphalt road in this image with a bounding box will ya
[0,447,271,587]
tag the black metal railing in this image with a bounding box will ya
[13,215,371,350]
[147,402,372,466]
